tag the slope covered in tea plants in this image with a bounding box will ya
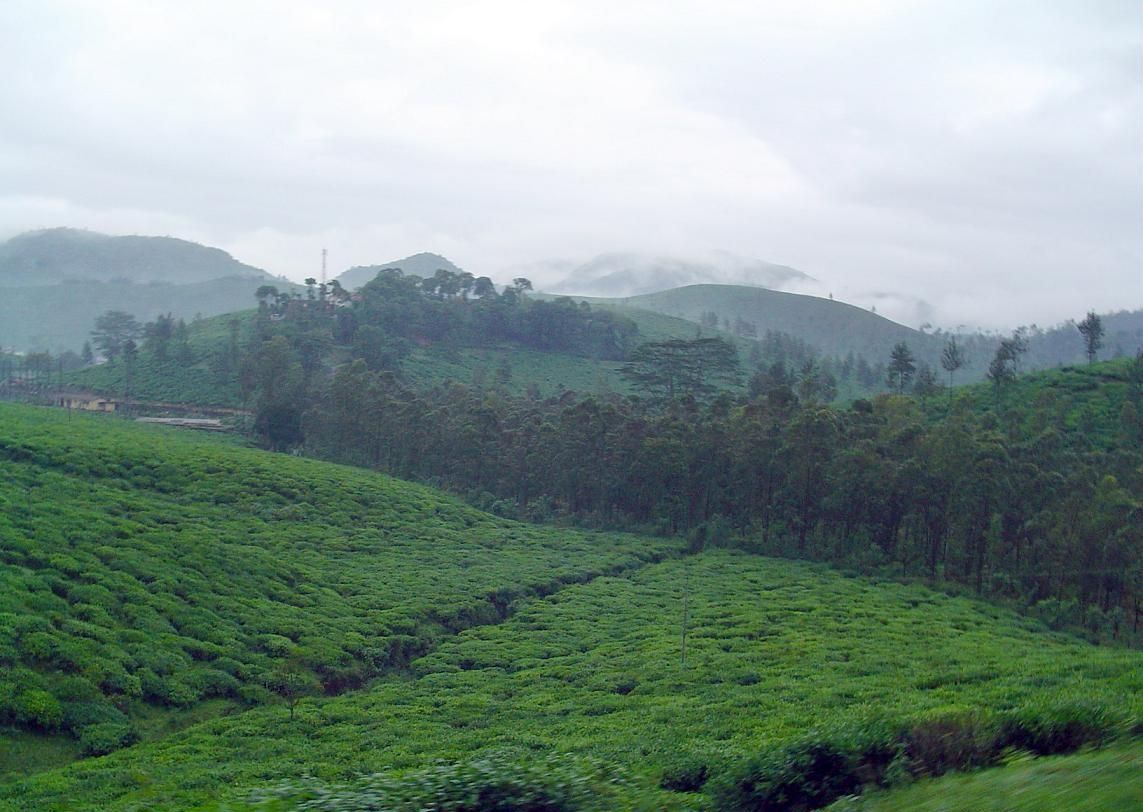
[5,552,1138,810]
[0,402,672,777]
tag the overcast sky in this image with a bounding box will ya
[1,0,1139,328]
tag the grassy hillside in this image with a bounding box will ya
[401,307,752,397]
[0,402,672,780]
[928,356,1141,452]
[61,311,259,408]
[2,548,1137,810]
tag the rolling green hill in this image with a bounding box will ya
[0,402,671,780]
[0,277,285,356]
[582,284,942,364]
[3,546,1138,809]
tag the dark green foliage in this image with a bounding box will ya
[621,337,741,402]
[90,311,142,363]
[1077,311,1104,364]
[79,723,138,757]
[298,358,1141,640]
[998,700,1121,755]
[719,703,1133,811]
[718,741,860,811]
[885,342,915,394]
[658,757,711,793]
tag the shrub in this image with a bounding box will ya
[248,751,626,811]
[904,713,998,776]
[716,740,860,811]
[79,722,139,756]
[62,701,127,734]
[13,689,64,730]
[999,701,1122,755]
[613,676,637,695]
[659,756,710,792]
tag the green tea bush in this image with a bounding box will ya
[12,688,64,730]
[716,740,860,811]
[79,723,139,757]
[61,701,127,734]
[658,755,711,793]
[998,700,1123,755]
[903,713,998,776]
[248,751,628,812]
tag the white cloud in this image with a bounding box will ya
[0,0,1139,329]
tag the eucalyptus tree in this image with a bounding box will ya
[941,336,965,390]
[1077,311,1104,364]
[886,342,916,394]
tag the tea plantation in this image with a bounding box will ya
[0,403,671,776]
[0,402,1139,810]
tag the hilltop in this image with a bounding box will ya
[335,252,464,291]
[565,283,940,371]
[0,230,292,354]
[0,229,271,286]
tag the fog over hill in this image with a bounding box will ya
[538,251,816,298]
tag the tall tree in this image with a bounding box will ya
[886,342,916,394]
[1077,311,1104,365]
[621,338,740,402]
[987,350,1016,402]
[941,336,965,390]
[91,310,142,362]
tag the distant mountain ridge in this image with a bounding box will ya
[336,252,463,290]
[0,228,272,286]
[0,228,288,352]
[547,251,815,298]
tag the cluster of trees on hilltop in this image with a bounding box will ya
[254,269,638,369]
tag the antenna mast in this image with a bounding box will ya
[321,248,328,286]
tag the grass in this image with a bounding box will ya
[826,742,1142,811]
